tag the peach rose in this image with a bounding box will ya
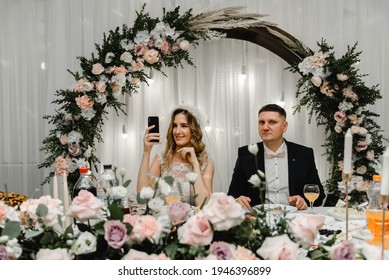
[131,60,144,71]
[74,78,94,93]
[67,190,104,222]
[111,65,127,75]
[59,134,68,145]
[143,49,160,64]
[179,40,190,50]
[177,211,213,246]
[94,81,107,93]
[336,73,348,81]
[233,245,257,260]
[91,63,104,75]
[256,234,299,260]
[75,94,94,110]
[203,192,245,231]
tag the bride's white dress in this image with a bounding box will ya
[158,154,209,204]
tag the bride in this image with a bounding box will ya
[136,105,214,206]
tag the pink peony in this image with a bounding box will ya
[167,201,191,225]
[122,249,170,260]
[67,190,104,222]
[36,248,72,260]
[233,245,257,260]
[256,235,299,260]
[130,215,162,243]
[288,215,325,249]
[203,192,245,231]
[104,220,129,249]
[330,241,356,260]
[75,94,94,110]
[91,63,104,75]
[177,211,213,246]
[143,49,160,64]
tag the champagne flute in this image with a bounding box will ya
[165,189,181,205]
[303,184,320,212]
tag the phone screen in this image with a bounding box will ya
[148,116,159,142]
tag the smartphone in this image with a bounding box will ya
[147,116,159,142]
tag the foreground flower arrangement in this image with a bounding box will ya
[289,41,386,206]
[0,190,384,260]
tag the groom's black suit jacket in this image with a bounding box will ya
[227,140,326,206]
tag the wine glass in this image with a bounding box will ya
[165,190,181,205]
[303,184,320,212]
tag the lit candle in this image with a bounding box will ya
[53,174,59,199]
[381,147,389,195]
[343,128,353,174]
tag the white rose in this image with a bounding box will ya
[111,186,128,199]
[248,174,262,187]
[36,248,72,260]
[203,192,245,231]
[105,52,115,64]
[311,76,322,87]
[158,179,172,196]
[337,73,348,81]
[358,127,368,136]
[139,186,155,200]
[71,231,97,255]
[186,172,198,184]
[351,125,360,134]
[179,40,190,50]
[148,197,165,211]
[334,124,343,133]
[120,51,133,63]
[248,143,258,156]
[256,235,299,260]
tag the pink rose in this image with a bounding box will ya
[91,63,104,75]
[75,94,94,110]
[104,220,129,249]
[355,140,368,152]
[203,192,245,231]
[36,248,72,260]
[256,234,299,260]
[143,49,160,64]
[210,241,233,260]
[330,241,356,260]
[0,202,9,223]
[122,249,170,260]
[334,111,347,123]
[177,212,213,246]
[288,215,324,249]
[68,143,81,156]
[167,201,191,225]
[67,190,104,222]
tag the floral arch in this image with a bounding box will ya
[39,6,385,206]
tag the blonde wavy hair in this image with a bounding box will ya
[162,107,208,170]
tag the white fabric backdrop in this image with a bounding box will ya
[1,0,388,198]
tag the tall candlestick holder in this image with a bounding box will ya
[344,173,352,241]
[380,195,389,260]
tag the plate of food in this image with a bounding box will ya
[327,207,366,221]
[253,204,298,214]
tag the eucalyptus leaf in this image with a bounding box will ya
[163,176,174,186]
[123,179,132,188]
[24,229,43,239]
[2,221,21,239]
[136,192,149,205]
[36,203,49,218]
[108,203,124,220]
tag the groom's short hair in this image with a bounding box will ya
[258,104,286,119]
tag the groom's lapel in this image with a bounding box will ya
[286,141,297,193]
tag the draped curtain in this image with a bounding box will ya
[1,0,388,198]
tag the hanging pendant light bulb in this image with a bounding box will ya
[122,124,128,139]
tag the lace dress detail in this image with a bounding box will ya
[158,154,208,204]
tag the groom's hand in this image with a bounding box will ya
[288,195,307,210]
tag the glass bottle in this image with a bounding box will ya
[97,164,118,201]
[365,175,389,248]
[72,167,97,198]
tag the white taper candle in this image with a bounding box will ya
[381,147,389,195]
[343,128,353,174]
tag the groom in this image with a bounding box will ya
[227,104,326,210]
